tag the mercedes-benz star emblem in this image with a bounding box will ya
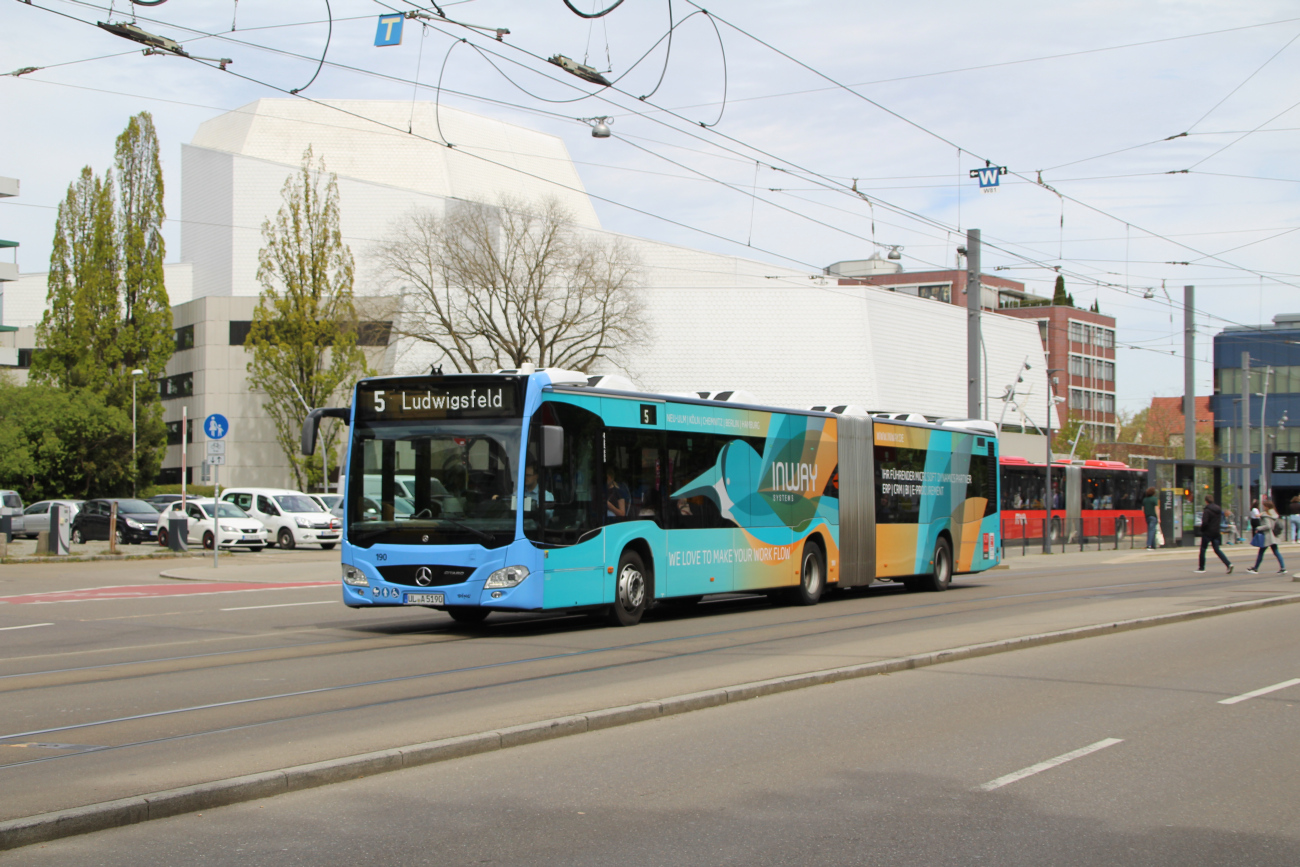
[415,566,434,587]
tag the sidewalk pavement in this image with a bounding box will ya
[1002,539,1300,574]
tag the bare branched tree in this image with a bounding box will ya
[375,197,647,373]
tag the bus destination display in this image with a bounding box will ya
[356,378,521,420]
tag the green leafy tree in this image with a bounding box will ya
[247,147,369,491]
[0,376,135,500]
[1053,416,1095,460]
[1051,275,1070,307]
[32,167,121,391]
[30,112,171,492]
[112,112,171,487]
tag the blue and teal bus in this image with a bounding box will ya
[302,368,1001,626]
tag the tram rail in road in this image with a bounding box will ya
[0,552,1298,849]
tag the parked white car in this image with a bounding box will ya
[12,500,84,538]
[158,499,269,550]
[220,488,341,550]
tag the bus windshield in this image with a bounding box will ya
[348,419,522,549]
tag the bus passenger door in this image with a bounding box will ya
[663,429,733,597]
[603,399,667,603]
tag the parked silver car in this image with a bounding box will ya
[13,500,84,538]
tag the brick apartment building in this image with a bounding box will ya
[831,258,1118,441]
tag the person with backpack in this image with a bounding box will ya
[1247,498,1287,575]
[1194,495,1233,574]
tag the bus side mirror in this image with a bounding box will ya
[542,425,564,467]
[301,407,352,456]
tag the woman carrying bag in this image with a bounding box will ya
[1247,498,1287,575]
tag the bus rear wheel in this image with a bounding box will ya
[788,543,825,606]
[918,536,952,592]
[608,550,649,627]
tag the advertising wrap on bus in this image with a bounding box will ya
[312,370,1001,627]
[873,423,997,576]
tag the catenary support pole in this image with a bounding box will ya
[1184,286,1195,461]
[1242,351,1251,534]
[967,228,981,419]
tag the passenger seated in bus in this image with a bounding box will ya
[674,498,699,528]
[606,470,630,521]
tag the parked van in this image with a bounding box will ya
[220,488,341,550]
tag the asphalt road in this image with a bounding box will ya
[0,545,1296,828]
[5,583,1299,866]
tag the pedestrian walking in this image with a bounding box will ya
[1194,495,1233,574]
[1289,494,1300,543]
[1142,486,1159,549]
[1247,498,1287,574]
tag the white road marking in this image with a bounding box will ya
[1218,677,1300,705]
[0,623,53,632]
[977,738,1123,792]
[221,600,338,612]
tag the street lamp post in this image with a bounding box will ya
[131,369,144,497]
[1044,368,1064,554]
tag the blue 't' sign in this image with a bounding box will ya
[375,14,404,47]
[205,413,229,440]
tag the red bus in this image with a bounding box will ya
[1000,456,1149,543]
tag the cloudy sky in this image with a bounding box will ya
[3,0,1298,415]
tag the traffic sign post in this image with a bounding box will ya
[204,414,229,569]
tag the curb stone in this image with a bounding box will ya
[3,591,1298,851]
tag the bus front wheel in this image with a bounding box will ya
[608,550,649,627]
[446,606,490,625]
[789,543,825,606]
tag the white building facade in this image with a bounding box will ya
[3,99,1056,489]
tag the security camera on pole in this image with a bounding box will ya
[204,413,229,568]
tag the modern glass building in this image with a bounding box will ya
[1212,313,1300,510]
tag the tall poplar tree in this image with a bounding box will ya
[247,147,369,491]
[31,111,171,492]
[113,112,171,486]
[32,166,121,391]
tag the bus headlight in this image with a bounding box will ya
[484,565,529,589]
[342,565,369,587]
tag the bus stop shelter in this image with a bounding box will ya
[1145,458,1252,548]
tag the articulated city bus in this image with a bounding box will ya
[303,369,1002,626]
[1000,455,1149,543]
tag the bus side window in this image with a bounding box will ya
[607,428,664,527]
[665,432,734,529]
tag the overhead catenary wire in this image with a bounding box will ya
[1185,27,1300,132]
[19,0,1295,325]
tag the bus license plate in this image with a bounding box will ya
[406,593,445,605]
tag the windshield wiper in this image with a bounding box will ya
[347,526,393,543]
